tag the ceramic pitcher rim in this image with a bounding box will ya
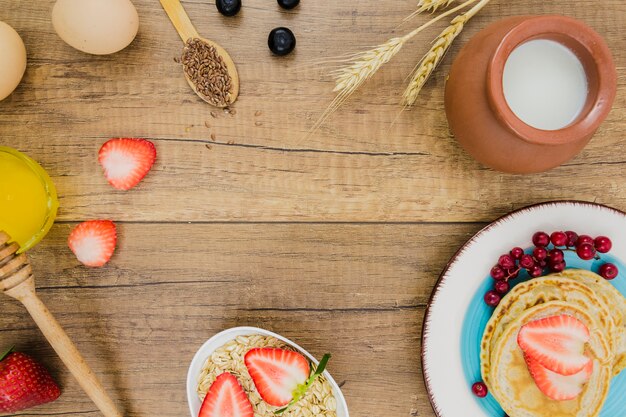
[486,15,617,146]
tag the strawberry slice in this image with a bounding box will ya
[244,348,310,407]
[199,372,253,417]
[526,356,593,401]
[98,138,156,190]
[68,220,117,267]
[517,314,591,375]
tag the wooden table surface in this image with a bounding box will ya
[1,0,624,416]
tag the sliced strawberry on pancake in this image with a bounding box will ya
[517,314,591,375]
[525,356,593,401]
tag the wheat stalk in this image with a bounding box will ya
[402,0,491,106]
[332,0,476,95]
[305,37,404,134]
[402,0,456,22]
[419,0,456,12]
[315,0,478,133]
[402,16,465,105]
[404,0,456,22]
[332,37,404,95]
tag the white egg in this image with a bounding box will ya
[0,21,27,101]
[52,0,139,55]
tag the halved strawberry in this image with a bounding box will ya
[98,138,156,190]
[68,220,117,267]
[199,373,253,417]
[244,348,310,407]
[526,356,593,401]
[517,314,591,375]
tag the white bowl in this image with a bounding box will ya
[187,326,350,417]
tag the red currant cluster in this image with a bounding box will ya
[484,231,618,307]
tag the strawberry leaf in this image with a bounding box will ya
[0,346,14,362]
[274,353,331,415]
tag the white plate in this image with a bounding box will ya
[422,201,626,416]
[187,326,350,417]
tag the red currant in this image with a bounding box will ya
[550,231,568,247]
[491,265,506,280]
[529,265,543,278]
[599,263,618,280]
[520,254,535,269]
[576,243,596,261]
[498,254,515,269]
[577,235,594,246]
[565,231,578,247]
[550,261,566,272]
[472,381,488,398]
[510,247,524,260]
[532,231,550,247]
[484,290,501,307]
[494,280,510,294]
[549,248,564,263]
[533,247,548,261]
[594,236,612,253]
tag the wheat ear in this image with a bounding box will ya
[402,0,491,106]
[331,37,404,95]
[404,0,456,22]
[312,0,479,134]
[332,0,477,95]
[418,0,457,12]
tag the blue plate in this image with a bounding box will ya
[462,251,626,416]
[423,202,626,417]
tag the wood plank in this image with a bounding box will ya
[2,1,625,416]
[6,136,626,223]
[0,222,479,416]
[0,0,624,222]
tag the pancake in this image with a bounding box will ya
[481,275,615,387]
[552,269,626,374]
[488,301,612,417]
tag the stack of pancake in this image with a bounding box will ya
[480,269,626,417]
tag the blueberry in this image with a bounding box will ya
[216,0,241,16]
[277,0,300,10]
[268,27,296,56]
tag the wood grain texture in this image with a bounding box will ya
[0,0,625,416]
[0,0,624,222]
[0,223,478,416]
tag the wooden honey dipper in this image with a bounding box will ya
[0,231,122,417]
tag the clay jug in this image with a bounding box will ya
[445,15,617,174]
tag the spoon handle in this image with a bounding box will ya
[159,0,200,43]
[5,277,123,417]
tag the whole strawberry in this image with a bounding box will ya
[0,348,61,413]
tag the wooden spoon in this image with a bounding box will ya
[160,0,240,107]
[0,231,122,417]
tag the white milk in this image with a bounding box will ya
[502,39,588,131]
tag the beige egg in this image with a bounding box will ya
[52,0,139,55]
[0,21,27,101]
